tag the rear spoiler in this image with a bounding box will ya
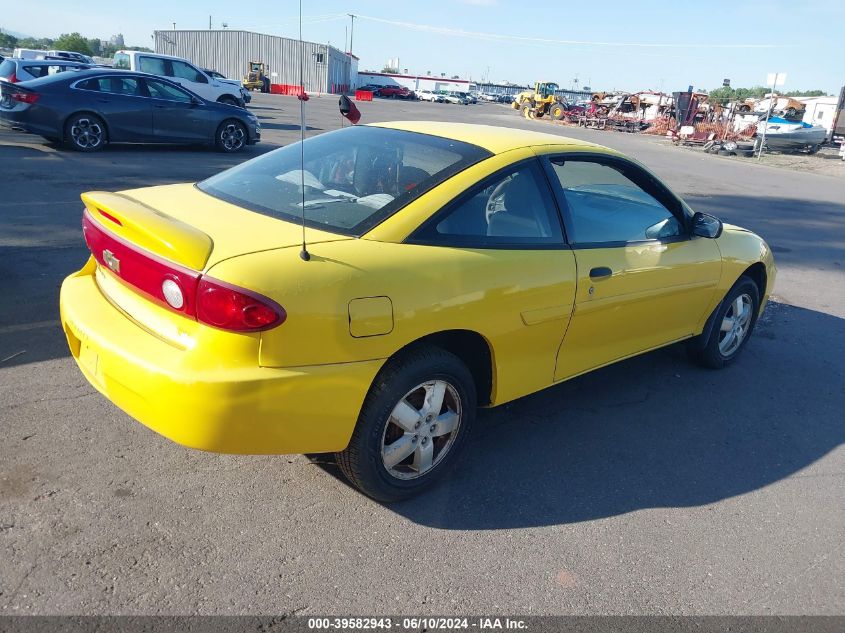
[81,191,213,271]
[0,80,34,92]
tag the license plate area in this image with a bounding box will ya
[78,342,99,377]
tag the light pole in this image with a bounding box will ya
[347,14,356,53]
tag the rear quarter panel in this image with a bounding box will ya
[207,239,577,406]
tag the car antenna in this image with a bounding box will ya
[297,0,310,261]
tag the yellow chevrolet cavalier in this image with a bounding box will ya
[60,122,775,500]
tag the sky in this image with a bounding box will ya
[3,0,842,94]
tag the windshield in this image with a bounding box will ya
[198,126,491,236]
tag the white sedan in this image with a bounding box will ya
[417,90,443,103]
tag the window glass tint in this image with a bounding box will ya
[146,79,192,102]
[22,64,51,78]
[549,159,682,244]
[417,163,563,246]
[171,60,206,83]
[139,56,167,75]
[198,125,491,236]
[76,78,100,91]
[113,53,130,69]
[94,77,141,96]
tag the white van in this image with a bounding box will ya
[13,48,94,64]
[13,48,47,60]
[113,50,245,107]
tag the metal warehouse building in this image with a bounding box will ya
[154,29,357,93]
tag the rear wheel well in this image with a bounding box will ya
[390,330,493,406]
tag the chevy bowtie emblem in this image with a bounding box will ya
[103,249,120,273]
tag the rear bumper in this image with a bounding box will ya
[1,107,61,138]
[59,261,382,454]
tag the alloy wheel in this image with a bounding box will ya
[220,123,245,151]
[380,380,462,480]
[718,293,753,356]
[71,118,104,149]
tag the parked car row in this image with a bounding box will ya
[358,84,415,99]
[0,67,259,153]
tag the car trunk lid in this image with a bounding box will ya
[80,183,350,345]
[82,183,349,270]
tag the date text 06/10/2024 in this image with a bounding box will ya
[307,618,528,630]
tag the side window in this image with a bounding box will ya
[97,77,141,96]
[138,56,168,76]
[171,60,208,83]
[145,79,192,102]
[22,65,48,78]
[113,53,130,69]
[413,162,564,247]
[76,78,103,91]
[548,158,683,244]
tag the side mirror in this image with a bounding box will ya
[190,96,202,107]
[691,211,723,239]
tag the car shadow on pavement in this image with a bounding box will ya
[370,301,845,528]
[258,122,323,132]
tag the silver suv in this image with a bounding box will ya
[0,58,90,84]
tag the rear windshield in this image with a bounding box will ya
[198,126,492,236]
[113,53,130,69]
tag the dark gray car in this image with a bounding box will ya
[0,68,260,152]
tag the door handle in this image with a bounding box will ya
[589,266,613,280]
[154,105,166,109]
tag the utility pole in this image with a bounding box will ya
[347,14,356,54]
[209,15,212,30]
[172,22,176,30]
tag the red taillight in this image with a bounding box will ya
[8,72,17,83]
[11,92,38,104]
[82,209,285,332]
[196,278,284,332]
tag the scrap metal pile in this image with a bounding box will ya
[519,88,826,154]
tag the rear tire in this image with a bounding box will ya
[336,346,476,502]
[64,113,107,152]
[215,119,247,153]
[688,276,760,369]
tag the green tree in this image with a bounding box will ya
[0,30,19,49]
[381,66,399,74]
[785,89,827,97]
[52,32,93,55]
[709,85,829,104]
[15,36,54,49]
[87,38,102,56]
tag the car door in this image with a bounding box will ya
[143,78,213,143]
[73,75,152,141]
[406,159,577,402]
[541,153,722,381]
[167,59,215,101]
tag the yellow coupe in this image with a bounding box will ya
[59,122,775,501]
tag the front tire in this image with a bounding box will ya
[688,275,760,369]
[64,113,107,152]
[215,119,247,153]
[336,346,476,502]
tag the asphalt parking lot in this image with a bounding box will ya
[1,94,843,615]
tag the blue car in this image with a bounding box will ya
[0,68,260,152]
